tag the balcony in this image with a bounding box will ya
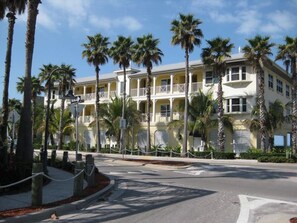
[78,91,117,101]
[78,115,94,124]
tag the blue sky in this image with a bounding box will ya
[0,0,297,103]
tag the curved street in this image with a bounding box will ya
[42,155,297,223]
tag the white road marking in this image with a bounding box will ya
[237,195,297,223]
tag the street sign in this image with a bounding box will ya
[8,110,20,122]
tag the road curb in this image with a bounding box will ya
[1,176,115,223]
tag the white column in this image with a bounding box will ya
[107,82,111,99]
[153,76,156,95]
[83,85,86,96]
[82,106,85,123]
[137,100,140,110]
[137,78,140,97]
[170,98,173,121]
[152,99,156,123]
[170,74,173,94]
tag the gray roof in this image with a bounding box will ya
[75,72,117,84]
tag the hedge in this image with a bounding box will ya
[257,156,297,163]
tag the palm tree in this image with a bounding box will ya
[170,13,203,156]
[168,90,233,149]
[201,37,234,152]
[16,0,40,177]
[109,36,134,153]
[16,76,44,141]
[82,34,110,152]
[188,90,217,146]
[100,96,141,149]
[275,36,297,152]
[56,64,76,151]
[242,35,274,152]
[132,34,163,152]
[0,0,26,156]
[249,99,285,151]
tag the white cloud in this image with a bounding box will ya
[191,0,225,8]
[47,0,91,27]
[236,10,261,35]
[209,11,237,23]
[37,6,57,31]
[269,10,295,31]
[88,15,142,32]
[114,16,142,31]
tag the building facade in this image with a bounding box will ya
[48,53,292,152]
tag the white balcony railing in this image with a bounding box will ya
[140,113,153,122]
[191,82,203,92]
[173,84,185,93]
[155,85,171,94]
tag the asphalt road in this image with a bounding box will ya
[41,156,297,223]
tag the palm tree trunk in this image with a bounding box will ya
[182,48,189,156]
[146,68,151,153]
[32,96,36,142]
[258,67,266,152]
[16,0,40,178]
[0,12,16,145]
[217,74,225,152]
[95,66,101,152]
[120,66,126,153]
[291,59,297,153]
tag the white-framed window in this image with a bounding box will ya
[226,98,247,113]
[231,67,240,81]
[276,79,283,94]
[119,82,126,94]
[52,90,56,99]
[226,66,246,82]
[160,79,170,92]
[99,87,105,97]
[286,84,290,97]
[160,104,170,117]
[268,74,274,89]
[205,71,218,84]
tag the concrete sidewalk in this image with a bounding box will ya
[0,167,84,212]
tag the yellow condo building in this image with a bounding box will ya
[49,53,292,153]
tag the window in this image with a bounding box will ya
[120,82,124,94]
[161,79,170,92]
[231,67,240,81]
[242,67,246,80]
[226,66,246,82]
[205,71,218,84]
[276,79,283,94]
[286,84,290,97]
[226,98,247,113]
[268,74,274,89]
[160,104,170,117]
[99,87,105,97]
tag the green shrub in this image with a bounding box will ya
[213,152,235,159]
[190,151,212,159]
[258,156,296,163]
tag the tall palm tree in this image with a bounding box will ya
[242,35,274,152]
[0,0,26,153]
[16,0,40,177]
[82,34,110,152]
[109,36,134,153]
[201,37,234,152]
[16,76,44,141]
[132,34,163,152]
[275,36,297,152]
[56,64,76,151]
[170,13,203,156]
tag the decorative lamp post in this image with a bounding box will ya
[63,90,84,161]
